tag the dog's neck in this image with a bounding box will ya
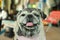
[17,31,41,40]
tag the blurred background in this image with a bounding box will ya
[0,0,60,40]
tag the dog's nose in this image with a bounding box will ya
[27,15,33,18]
[27,15,33,22]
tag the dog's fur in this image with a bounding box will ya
[14,8,46,40]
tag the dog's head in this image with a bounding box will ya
[17,8,46,37]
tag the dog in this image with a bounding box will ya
[14,8,46,40]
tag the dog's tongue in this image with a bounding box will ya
[26,22,33,27]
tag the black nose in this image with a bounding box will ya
[27,15,33,22]
[27,15,33,18]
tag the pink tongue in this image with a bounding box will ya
[26,22,33,27]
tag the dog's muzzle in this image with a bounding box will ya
[20,14,39,30]
[26,15,33,27]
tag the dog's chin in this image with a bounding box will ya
[19,22,40,37]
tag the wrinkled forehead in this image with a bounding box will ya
[21,8,40,14]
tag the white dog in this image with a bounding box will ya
[14,8,46,40]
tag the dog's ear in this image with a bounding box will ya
[40,11,47,19]
[38,9,47,19]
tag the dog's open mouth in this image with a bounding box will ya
[20,22,38,29]
[26,22,34,27]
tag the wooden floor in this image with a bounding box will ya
[0,26,60,40]
[45,26,60,40]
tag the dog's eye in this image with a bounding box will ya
[34,14,39,17]
[21,14,25,16]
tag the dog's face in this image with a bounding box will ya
[17,8,44,37]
